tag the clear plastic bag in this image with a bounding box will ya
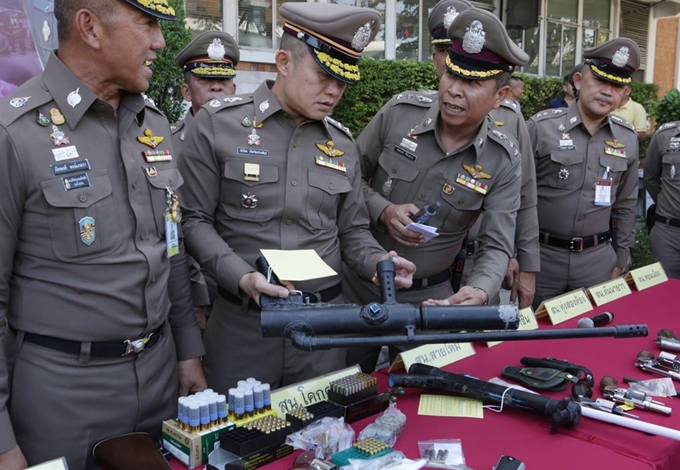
[418,439,468,469]
[628,377,678,398]
[357,402,407,446]
[285,417,355,460]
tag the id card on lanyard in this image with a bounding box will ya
[165,186,181,257]
[595,166,612,206]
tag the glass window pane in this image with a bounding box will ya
[545,22,576,77]
[238,0,273,48]
[421,0,441,63]
[396,0,419,60]
[583,0,610,29]
[547,0,577,24]
[583,28,595,50]
[330,0,359,5]
[186,0,223,35]
[508,26,539,75]
[597,30,610,46]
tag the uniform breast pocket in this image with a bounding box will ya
[599,154,628,187]
[438,185,485,235]
[662,153,680,183]
[547,150,585,189]
[306,168,352,229]
[221,161,282,222]
[40,169,122,262]
[145,166,184,238]
[370,152,420,202]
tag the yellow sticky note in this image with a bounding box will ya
[418,394,483,419]
[535,288,593,325]
[626,262,668,291]
[260,249,337,281]
[587,277,632,306]
[487,307,538,347]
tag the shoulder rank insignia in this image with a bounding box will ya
[494,121,504,127]
[463,163,491,180]
[316,140,344,158]
[137,129,164,149]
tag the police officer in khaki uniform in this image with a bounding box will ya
[171,30,239,151]
[178,2,415,393]
[528,38,640,308]
[644,122,680,279]
[173,31,240,330]
[344,8,526,351]
[429,0,539,308]
[0,0,206,468]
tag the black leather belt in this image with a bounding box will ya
[219,283,343,307]
[655,214,680,229]
[14,323,164,357]
[539,230,611,253]
[406,268,451,290]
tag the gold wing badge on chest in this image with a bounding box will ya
[138,129,172,163]
[315,140,346,172]
[604,139,626,158]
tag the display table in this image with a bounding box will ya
[172,278,680,470]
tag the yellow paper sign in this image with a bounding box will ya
[389,342,475,372]
[418,394,483,419]
[260,249,337,281]
[625,262,668,291]
[535,288,593,325]
[487,307,538,347]
[27,459,68,470]
[587,277,632,306]
[270,365,360,417]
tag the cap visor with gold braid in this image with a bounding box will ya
[445,8,528,80]
[279,3,381,85]
[124,0,177,20]
[428,0,472,45]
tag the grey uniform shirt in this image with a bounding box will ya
[488,99,539,272]
[171,110,192,154]
[644,121,680,221]
[178,80,386,296]
[0,53,204,449]
[358,92,522,297]
[527,103,639,267]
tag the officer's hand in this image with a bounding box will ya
[502,258,519,290]
[378,204,424,246]
[422,286,487,306]
[238,272,289,307]
[0,445,27,470]
[178,358,207,396]
[514,272,536,309]
[372,251,416,289]
[194,307,207,332]
[611,266,624,279]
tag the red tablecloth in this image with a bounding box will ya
[173,278,680,470]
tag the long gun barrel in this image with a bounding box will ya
[390,363,581,434]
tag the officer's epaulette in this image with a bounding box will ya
[0,77,52,127]
[206,95,254,114]
[657,121,680,133]
[530,108,565,122]
[392,91,435,107]
[325,115,352,138]
[488,125,520,160]
[608,114,635,132]
[170,121,184,135]
[500,99,520,114]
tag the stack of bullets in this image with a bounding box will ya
[176,389,229,433]
[353,437,389,457]
[287,407,315,425]
[243,415,292,434]
[330,373,377,396]
[227,378,272,420]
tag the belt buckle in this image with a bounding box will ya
[123,333,153,356]
[569,237,584,252]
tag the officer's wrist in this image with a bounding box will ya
[473,287,489,305]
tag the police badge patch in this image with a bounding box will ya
[79,216,96,246]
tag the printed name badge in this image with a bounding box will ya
[165,214,179,258]
[625,262,668,291]
[595,179,611,206]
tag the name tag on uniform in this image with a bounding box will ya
[52,146,79,162]
[394,146,417,161]
[62,173,90,191]
[51,159,91,176]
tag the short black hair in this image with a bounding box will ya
[280,34,308,63]
[55,0,116,43]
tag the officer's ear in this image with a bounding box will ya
[572,70,583,93]
[492,85,510,109]
[180,82,191,102]
[275,49,293,77]
[73,8,107,51]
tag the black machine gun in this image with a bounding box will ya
[259,258,648,351]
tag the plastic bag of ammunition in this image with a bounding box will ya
[358,403,406,446]
[285,417,355,460]
[418,439,466,469]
